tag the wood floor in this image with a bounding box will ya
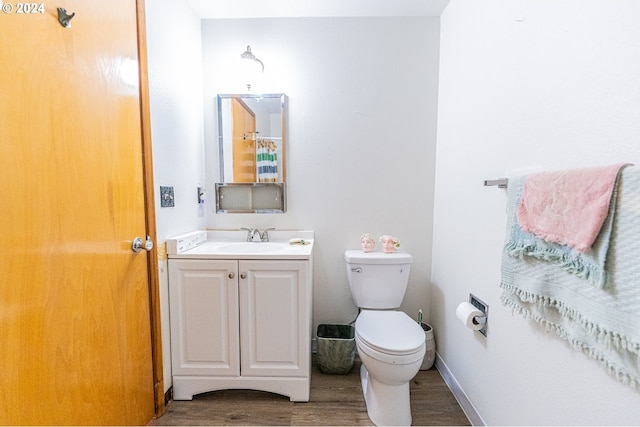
[151,357,471,426]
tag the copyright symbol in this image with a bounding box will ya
[2,3,13,13]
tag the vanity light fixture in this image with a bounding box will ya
[240,45,264,91]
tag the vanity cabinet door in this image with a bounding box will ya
[169,259,240,376]
[238,260,310,377]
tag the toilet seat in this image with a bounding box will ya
[355,310,425,362]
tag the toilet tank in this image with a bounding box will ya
[344,250,413,309]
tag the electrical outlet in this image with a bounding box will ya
[160,186,174,208]
[469,294,489,337]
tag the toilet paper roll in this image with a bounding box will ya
[456,302,485,331]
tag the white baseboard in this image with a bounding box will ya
[434,353,485,426]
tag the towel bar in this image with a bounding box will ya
[484,178,509,188]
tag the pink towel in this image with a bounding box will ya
[516,164,627,252]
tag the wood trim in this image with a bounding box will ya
[157,242,168,261]
[136,0,165,418]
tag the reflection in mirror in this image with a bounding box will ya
[217,94,285,183]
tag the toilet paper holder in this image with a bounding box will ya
[472,315,487,325]
[469,294,489,336]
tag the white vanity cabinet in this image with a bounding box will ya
[168,257,312,402]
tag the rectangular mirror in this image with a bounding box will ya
[216,93,286,183]
[215,93,286,213]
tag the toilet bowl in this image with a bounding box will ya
[355,310,426,426]
[345,249,425,426]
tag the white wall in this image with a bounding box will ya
[434,1,640,425]
[200,18,441,332]
[145,0,205,392]
[146,0,206,243]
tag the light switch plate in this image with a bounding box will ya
[160,186,174,207]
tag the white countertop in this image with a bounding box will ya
[166,229,314,260]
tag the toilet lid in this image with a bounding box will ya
[356,311,425,355]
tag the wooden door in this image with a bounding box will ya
[0,1,158,424]
[231,98,257,182]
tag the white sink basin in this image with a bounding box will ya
[216,242,285,253]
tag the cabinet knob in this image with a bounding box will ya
[228,272,235,279]
[240,273,246,279]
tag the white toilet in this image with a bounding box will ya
[345,250,426,426]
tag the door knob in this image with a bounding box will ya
[240,273,246,279]
[132,235,154,253]
[228,272,235,279]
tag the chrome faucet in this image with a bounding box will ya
[257,228,275,242]
[241,228,258,242]
[241,227,275,242]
